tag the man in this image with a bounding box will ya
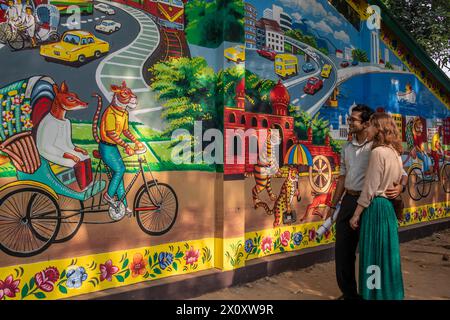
[325,105,407,300]
[22,5,36,47]
[5,0,20,28]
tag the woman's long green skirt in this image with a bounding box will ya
[359,197,404,300]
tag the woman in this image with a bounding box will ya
[349,112,404,300]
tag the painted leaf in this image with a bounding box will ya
[122,259,129,269]
[60,270,66,280]
[173,262,178,271]
[148,255,152,267]
[115,275,125,283]
[29,278,35,290]
[58,285,68,294]
[279,247,285,252]
[290,244,295,249]
[21,283,29,299]
[153,268,162,275]
[175,252,184,259]
[34,292,46,299]
[153,253,158,266]
[149,274,156,278]
[124,269,131,279]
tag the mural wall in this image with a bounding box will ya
[0,0,449,299]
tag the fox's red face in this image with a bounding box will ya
[53,82,88,111]
[111,81,137,110]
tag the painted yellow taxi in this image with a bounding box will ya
[40,31,110,65]
[224,45,245,63]
[321,64,332,78]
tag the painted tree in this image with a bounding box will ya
[149,57,217,136]
[185,0,244,48]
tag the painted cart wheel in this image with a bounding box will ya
[0,188,61,257]
[134,182,178,236]
[441,163,450,193]
[8,33,25,51]
[31,196,84,243]
[309,155,332,193]
[407,167,431,201]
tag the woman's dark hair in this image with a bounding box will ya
[351,104,374,123]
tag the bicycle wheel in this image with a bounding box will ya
[30,196,84,243]
[134,182,178,236]
[407,167,424,201]
[0,188,61,257]
[441,163,450,193]
[8,33,25,51]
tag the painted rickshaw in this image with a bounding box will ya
[0,76,178,258]
[0,4,60,50]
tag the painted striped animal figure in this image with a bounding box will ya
[252,129,280,207]
[255,166,300,227]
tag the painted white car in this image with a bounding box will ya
[94,3,115,15]
[95,20,122,34]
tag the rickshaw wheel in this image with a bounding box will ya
[0,187,60,257]
[440,163,450,193]
[407,167,425,201]
[309,155,332,193]
[8,33,25,51]
[50,196,84,243]
[48,32,59,43]
[134,182,178,236]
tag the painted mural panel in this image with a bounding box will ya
[0,0,449,300]
[0,0,232,299]
[231,0,450,248]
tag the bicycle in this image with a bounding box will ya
[0,132,178,258]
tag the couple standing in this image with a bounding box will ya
[325,105,407,300]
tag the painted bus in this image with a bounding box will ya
[274,53,298,79]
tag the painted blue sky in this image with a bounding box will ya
[246,0,361,50]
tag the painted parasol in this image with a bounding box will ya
[284,143,313,166]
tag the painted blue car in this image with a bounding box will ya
[352,60,359,66]
[302,63,315,73]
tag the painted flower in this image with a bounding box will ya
[13,95,21,105]
[20,104,31,114]
[184,246,200,265]
[414,211,419,220]
[405,213,411,222]
[66,267,88,289]
[99,260,119,282]
[280,231,291,247]
[130,253,147,277]
[324,229,331,239]
[3,111,13,123]
[422,209,427,218]
[429,207,435,217]
[158,252,174,270]
[0,275,20,299]
[309,228,316,241]
[437,208,443,216]
[34,267,59,292]
[293,232,303,245]
[261,236,273,252]
[22,119,33,129]
[245,239,254,253]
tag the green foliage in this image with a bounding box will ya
[185,0,244,48]
[311,113,330,145]
[352,49,369,63]
[245,70,276,111]
[385,61,394,70]
[285,29,320,51]
[149,57,218,136]
[381,0,449,73]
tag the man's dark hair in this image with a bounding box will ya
[351,104,374,123]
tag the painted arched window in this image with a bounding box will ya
[252,117,257,127]
[229,113,236,123]
[241,115,246,124]
[262,119,268,128]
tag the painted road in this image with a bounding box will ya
[95,0,163,131]
[0,1,140,121]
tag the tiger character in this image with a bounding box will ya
[255,166,300,227]
[252,129,280,207]
[92,81,144,215]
